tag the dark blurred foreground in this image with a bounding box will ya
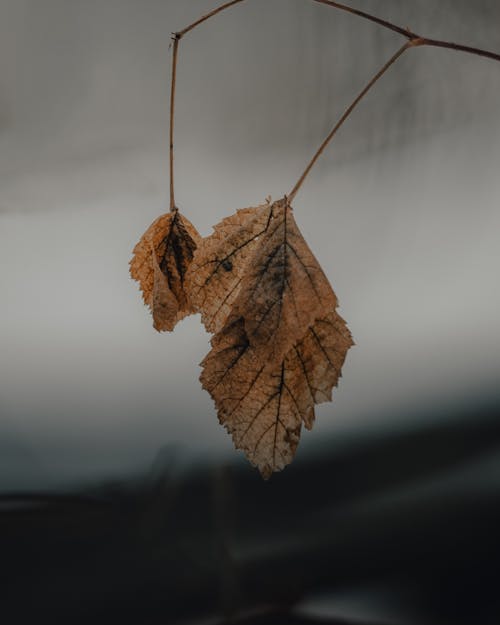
[2,396,500,625]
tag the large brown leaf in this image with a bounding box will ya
[185,200,273,333]
[229,197,339,363]
[188,197,339,365]
[200,309,353,478]
[130,209,201,331]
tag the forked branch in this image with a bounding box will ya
[312,0,500,63]
[168,0,500,208]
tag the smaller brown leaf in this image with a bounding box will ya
[130,209,201,331]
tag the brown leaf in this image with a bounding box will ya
[187,197,339,364]
[200,309,353,479]
[185,199,273,333]
[229,197,339,363]
[130,209,201,331]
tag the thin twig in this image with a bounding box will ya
[168,0,500,209]
[313,0,500,62]
[312,0,415,39]
[420,37,500,63]
[176,0,248,39]
[288,0,500,200]
[288,41,412,203]
[169,35,180,212]
[168,1,248,212]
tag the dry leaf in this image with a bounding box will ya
[201,310,353,479]
[187,197,338,363]
[132,197,352,478]
[130,209,201,331]
[185,200,273,333]
[229,197,339,363]
[192,196,353,477]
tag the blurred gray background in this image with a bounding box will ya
[1,0,499,489]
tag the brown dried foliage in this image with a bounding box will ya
[130,209,201,331]
[129,0,500,478]
[201,310,352,478]
[190,197,353,478]
[131,198,352,477]
[228,198,339,362]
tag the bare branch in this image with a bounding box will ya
[419,37,500,63]
[312,0,416,40]
[176,0,248,39]
[313,0,500,63]
[168,0,500,210]
[169,35,180,212]
[288,42,412,202]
